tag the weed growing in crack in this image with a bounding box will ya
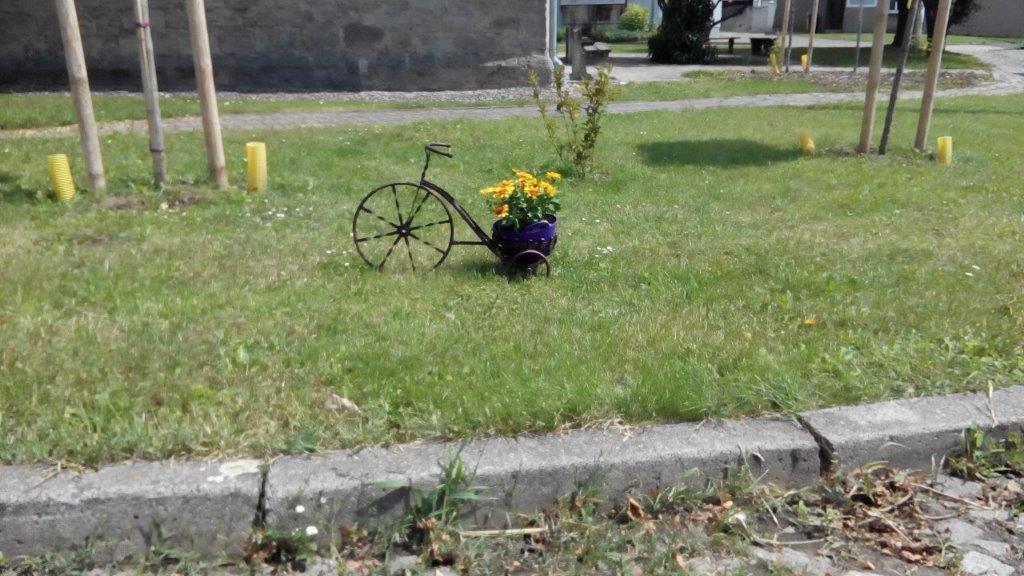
[949,427,1024,481]
[246,527,318,571]
[377,449,491,565]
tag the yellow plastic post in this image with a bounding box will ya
[769,53,781,74]
[801,54,809,72]
[47,153,76,202]
[936,136,953,165]
[246,141,267,192]
[799,132,816,154]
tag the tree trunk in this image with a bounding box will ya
[892,0,910,46]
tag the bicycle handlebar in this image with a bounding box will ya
[426,142,453,158]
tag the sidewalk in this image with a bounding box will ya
[2,45,1021,140]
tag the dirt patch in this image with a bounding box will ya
[99,188,210,212]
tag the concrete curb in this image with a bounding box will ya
[800,385,1024,473]
[264,417,819,544]
[1,386,1022,560]
[0,458,263,562]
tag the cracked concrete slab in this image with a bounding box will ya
[799,386,1024,472]
[0,458,262,561]
[264,418,819,544]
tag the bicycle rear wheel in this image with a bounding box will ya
[352,183,454,271]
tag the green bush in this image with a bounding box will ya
[648,0,717,64]
[529,65,614,179]
[593,24,652,42]
[620,4,650,31]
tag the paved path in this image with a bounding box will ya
[3,44,1021,140]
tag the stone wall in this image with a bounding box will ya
[0,0,553,92]
[950,0,1024,38]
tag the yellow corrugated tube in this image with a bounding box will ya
[246,142,268,193]
[47,154,76,202]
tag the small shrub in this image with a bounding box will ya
[619,4,650,32]
[528,65,614,179]
[648,0,717,64]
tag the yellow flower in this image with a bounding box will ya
[513,169,537,188]
[539,181,556,196]
[493,204,509,219]
[545,171,562,181]
[525,184,542,199]
[494,180,515,199]
[479,185,498,197]
[802,316,818,327]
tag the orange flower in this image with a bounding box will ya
[493,204,509,219]
[525,185,542,199]
[539,181,556,196]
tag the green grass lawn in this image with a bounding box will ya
[815,32,1024,46]
[2,94,1022,466]
[0,93,539,131]
[793,45,985,69]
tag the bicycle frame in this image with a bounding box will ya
[415,145,502,257]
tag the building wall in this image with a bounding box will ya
[840,4,899,33]
[0,0,553,92]
[950,0,1024,37]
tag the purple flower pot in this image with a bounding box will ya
[492,214,558,260]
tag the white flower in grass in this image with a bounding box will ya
[295,505,305,514]
[305,525,319,536]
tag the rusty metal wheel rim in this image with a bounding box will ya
[352,183,454,272]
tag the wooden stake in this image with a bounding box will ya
[778,0,792,72]
[133,0,166,188]
[914,0,953,150]
[186,0,228,189]
[806,0,820,70]
[879,0,919,155]
[857,0,890,154]
[54,0,105,191]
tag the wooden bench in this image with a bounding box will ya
[584,41,613,62]
[710,34,775,56]
[749,35,776,56]
[709,34,740,54]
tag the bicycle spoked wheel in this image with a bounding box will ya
[352,183,454,271]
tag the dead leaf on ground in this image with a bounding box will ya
[326,393,362,414]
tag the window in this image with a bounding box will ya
[846,0,899,11]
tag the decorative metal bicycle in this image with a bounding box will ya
[352,143,557,276]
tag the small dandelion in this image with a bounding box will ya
[295,505,305,513]
[802,316,818,327]
[305,526,318,536]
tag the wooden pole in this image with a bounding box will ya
[857,0,890,154]
[778,0,792,72]
[54,0,105,192]
[914,0,953,151]
[879,0,919,155]
[806,0,820,70]
[186,0,228,189]
[133,0,166,188]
